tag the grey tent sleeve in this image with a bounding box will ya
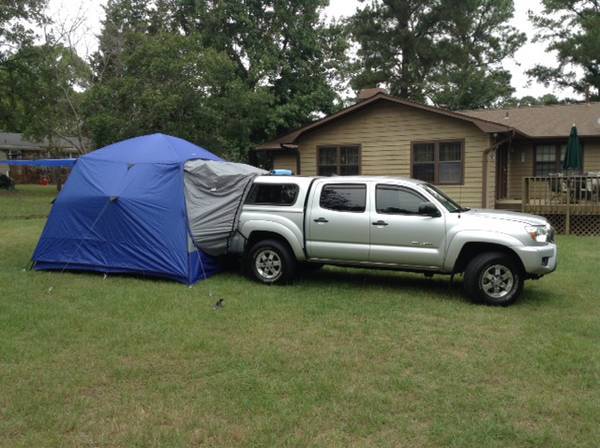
[184,160,267,256]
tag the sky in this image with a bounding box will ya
[44,0,576,100]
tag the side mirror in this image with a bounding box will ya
[418,201,441,217]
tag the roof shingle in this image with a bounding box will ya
[460,102,600,138]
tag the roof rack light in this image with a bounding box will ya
[271,169,293,176]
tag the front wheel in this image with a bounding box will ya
[463,252,524,306]
[247,239,296,284]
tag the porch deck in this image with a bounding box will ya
[520,175,600,235]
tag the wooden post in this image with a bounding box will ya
[522,177,528,213]
[567,178,572,234]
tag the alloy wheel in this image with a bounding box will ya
[255,249,282,281]
[480,264,515,299]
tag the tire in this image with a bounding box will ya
[247,239,296,284]
[463,252,524,306]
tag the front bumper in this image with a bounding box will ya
[517,243,558,276]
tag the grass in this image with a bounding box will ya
[1,185,599,447]
[0,184,56,219]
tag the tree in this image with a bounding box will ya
[0,1,92,152]
[85,31,269,158]
[528,0,600,100]
[1,43,90,152]
[84,0,348,160]
[172,0,348,137]
[347,0,525,109]
[85,1,272,159]
[501,93,562,108]
[0,0,48,63]
[0,0,48,131]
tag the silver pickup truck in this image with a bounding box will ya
[230,175,557,306]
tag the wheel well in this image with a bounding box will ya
[453,242,525,274]
[246,231,294,255]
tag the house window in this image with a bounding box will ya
[317,146,360,176]
[534,144,571,176]
[412,141,463,185]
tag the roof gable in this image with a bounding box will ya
[256,93,512,150]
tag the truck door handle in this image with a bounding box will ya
[313,217,329,223]
[372,220,389,226]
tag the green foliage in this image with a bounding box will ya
[0,0,48,132]
[528,1,600,99]
[348,0,526,110]
[0,0,90,151]
[500,93,563,108]
[84,0,349,160]
[85,32,269,159]
[0,44,90,150]
[0,0,48,62]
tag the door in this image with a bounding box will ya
[306,182,370,261]
[369,184,446,268]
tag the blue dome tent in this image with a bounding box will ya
[32,133,263,284]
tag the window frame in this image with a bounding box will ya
[319,183,367,213]
[533,142,583,176]
[316,145,362,176]
[375,184,433,216]
[244,182,300,207]
[410,139,465,185]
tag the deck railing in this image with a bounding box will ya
[522,174,600,234]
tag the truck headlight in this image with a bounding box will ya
[525,225,550,243]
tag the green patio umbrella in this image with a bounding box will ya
[562,125,583,173]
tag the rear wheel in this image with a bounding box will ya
[247,239,296,284]
[463,252,524,306]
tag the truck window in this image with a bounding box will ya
[245,183,299,206]
[320,184,366,212]
[376,185,427,215]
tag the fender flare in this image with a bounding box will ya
[240,219,305,260]
[444,230,526,272]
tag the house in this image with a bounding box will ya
[461,104,600,207]
[0,133,85,183]
[254,89,600,212]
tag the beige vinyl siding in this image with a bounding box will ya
[272,153,297,172]
[583,141,600,172]
[296,102,493,208]
[507,142,533,200]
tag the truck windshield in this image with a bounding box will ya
[422,184,469,213]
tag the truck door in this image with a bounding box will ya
[369,184,445,268]
[306,182,370,261]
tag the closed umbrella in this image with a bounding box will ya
[562,125,583,173]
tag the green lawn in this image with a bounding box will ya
[1,186,599,447]
[0,184,56,219]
